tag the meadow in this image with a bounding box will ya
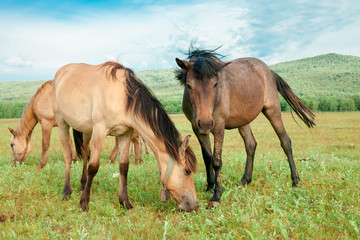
[0,112,359,239]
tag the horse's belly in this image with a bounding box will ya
[225,107,262,129]
[108,125,130,136]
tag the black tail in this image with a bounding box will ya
[273,71,316,128]
[73,129,84,160]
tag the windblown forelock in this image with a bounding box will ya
[185,146,197,173]
[175,46,224,83]
[192,57,222,80]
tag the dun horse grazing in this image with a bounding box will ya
[8,80,77,169]
[53,61,197,211]
[176,47,315,208]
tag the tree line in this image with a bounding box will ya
[279,95,360,112]
[0,95,359,119]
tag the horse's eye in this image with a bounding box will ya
[186,84,192,90]
[184,169,191,176]
[214,82,218,88]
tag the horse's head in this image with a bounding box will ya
[9,127,31,165]
[162,135,197,211]
[176,56,229,134]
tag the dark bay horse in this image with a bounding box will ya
[53,61,196,211]
[176,47,315,208]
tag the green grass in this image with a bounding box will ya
[0,113,359,239]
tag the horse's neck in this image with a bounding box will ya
[133,124,170,172]
[16,103,38,138]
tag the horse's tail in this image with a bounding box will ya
[273,71,316,128]
[73,129,84,160]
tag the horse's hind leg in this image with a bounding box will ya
[132,133,143,165]
[107,137,118,164]
[80,125,107,211]
[37,121,53,170]
[117,131,133,209]
[80,133,91,191]
[262,107,300,187]
[57,121,73,198]
[69,136,77,163]
[238,124,257,186]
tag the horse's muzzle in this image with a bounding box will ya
[197,119,214,134]
[178,193,196,212]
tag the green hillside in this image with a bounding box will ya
[1,53,359,102]
[136,68,183,102]
[0,53,359,117]
[0,80,48,103]
[270,53,360,98]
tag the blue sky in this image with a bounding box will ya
[0,0,359,81]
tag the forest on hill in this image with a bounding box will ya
[0,53,359,118]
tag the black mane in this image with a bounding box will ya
[176,46,224,85]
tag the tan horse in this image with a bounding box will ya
[8,80,77,169]
[176,47,315,208]
[107,130,149,165]
[8,80,141,169]
[53,61,197,211]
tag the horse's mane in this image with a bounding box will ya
[16,80,53,136]
[100,62,196,172]
[176,46,224,85]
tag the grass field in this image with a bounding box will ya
[0,112,359,239]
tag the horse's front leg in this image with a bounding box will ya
[208,127,225,208]
[117,131,133,209]
[194,130,215,192]
[80,126,106,211]
[37,121,53,170]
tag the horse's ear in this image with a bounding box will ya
[221,61,231,68]
[179,135,191,159]
[176,58,191,70]
[8,127,16,136]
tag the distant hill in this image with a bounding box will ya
[270,53,360,98]
[1,53,359,104]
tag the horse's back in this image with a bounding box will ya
[220,57,275,127]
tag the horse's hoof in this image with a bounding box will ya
[63,187,72,199]
[206,185,215,193]
[207,201,220,209]
[292,175,300,187]
[80,199,89,211]
[240,178,252,186]
[121,201,133,210]
[36,164,46,170]
[134,159,143,165]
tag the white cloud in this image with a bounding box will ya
[5,56,33,67]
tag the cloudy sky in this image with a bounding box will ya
[0,0,359,81]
